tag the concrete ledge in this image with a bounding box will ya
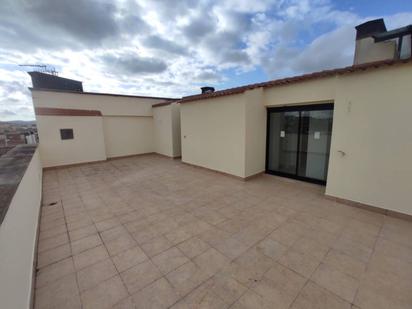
[107,152,156,160]
[43,152,157,170]
[181,160,264,181]
[42,159,108,170]
[154,153,182,160]
[0,145,37,225]
[245,172,265,180]
[325,194,412,221]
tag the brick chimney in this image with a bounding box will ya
[354,18,412,65]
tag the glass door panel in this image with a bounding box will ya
[266,104,333,184]
[267,111,299,175]
[297,110,333,181]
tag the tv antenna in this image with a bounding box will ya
[19,64,58,76]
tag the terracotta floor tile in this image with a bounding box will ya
[131,278,180,309]
[233,289,276,309]
[166,261,210,296]
[290,281,351,309]
[120,260,162,294]
[322,249,366,279]
[112,296,136,309]
[100,225,129,243]
[253,262,306,308]
[95,218,121,232]
[35,273,81,309]
[177,236,210,259]
[332,236,373,263]
[278,247,321,278]
[165,227,192,245]
[311,263,359,303]
[112,246,148,272]
[36,155,412,309]
[141,235,173,257]
[132,226,162,244]
[224,248,274,286]
[177,279,228,309]
[104,233,137,256]
[373,238,412,264]
[81,275,128,309]
[193,248,230,275]
[71,234,102,255]
[69,224,98,242]
[209,272,248,305]
[39,224,67,241]
[73,245,109,270]
[40,217,66,232]
[152,247,190,275]
[268,222,305,247]
[38,232,69,253]
[291,236,330,261]
[255,238,288,261]
[37,243,72,269]
[67,218,94,232]
[213,236,250,260]
[354,282,412,309]
[77,258,118,291]
[36,257,75,289]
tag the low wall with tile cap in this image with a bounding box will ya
[0,146,42,309]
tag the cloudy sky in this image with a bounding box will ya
[1,0,412,121]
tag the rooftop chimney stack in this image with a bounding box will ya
[28,71,83,92]
[201,87,215,94]
[354,18,412,65]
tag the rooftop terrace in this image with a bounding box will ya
[34,154,412,309]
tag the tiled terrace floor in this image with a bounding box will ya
[35,155,412,309]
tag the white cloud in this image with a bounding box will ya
[0,0,411,120]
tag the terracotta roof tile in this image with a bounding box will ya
[180,58,412,104]
[152,100,181,108]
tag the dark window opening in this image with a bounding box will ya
[60,129,74,140]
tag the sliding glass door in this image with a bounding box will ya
[266,104,333,184]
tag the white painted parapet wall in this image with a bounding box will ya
[0,147,42,309]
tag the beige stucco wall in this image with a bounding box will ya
[31,89,171,166]
[181,63,412,215]
[181,94,246,177]
[326,64,412,215]
[171,103,182,157]
[244,88,267,177]
[264,63,412,215]
[36,115,106,168]
[354,37,396,65]
[31,90,164,116]
[263,77,337,106]
[0,148,42,309]
[103,116,154,158]
[153,105,174,157]
[153,103,182,158]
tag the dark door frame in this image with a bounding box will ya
[265,103,334,185]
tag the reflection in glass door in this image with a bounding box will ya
[267,111,299,174]
[266,104,333,184]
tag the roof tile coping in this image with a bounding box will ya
[0,145,37,225]
[35,107,102,116]
[180,58,412,104]
[152,100,182,108]
[29,87,179,101]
